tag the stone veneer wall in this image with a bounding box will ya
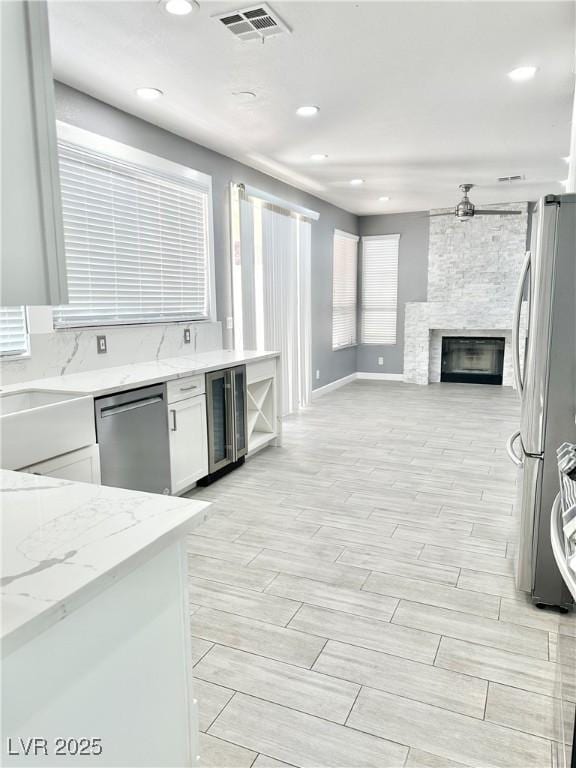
[404,302,528,386]
[404,202,530,385]
[428,202,529,305]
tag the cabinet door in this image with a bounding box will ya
[22,445,101,484]
[1,1,67,305]
[169,395,208,494]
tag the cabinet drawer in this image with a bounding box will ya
[167,374,205,404]
[246,358,276,384]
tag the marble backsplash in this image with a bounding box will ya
[0,310,223,386]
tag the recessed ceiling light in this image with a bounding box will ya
[508,66,537,82]
[136,87,163,101]
[379,196,390,201]
[296,106,319,117]
[350,178,364,186]
[310,153,328,161]
[164,0,197,14]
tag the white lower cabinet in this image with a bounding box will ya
[21,445,101,484]
[168,394,208,494]
[246,358,280,455]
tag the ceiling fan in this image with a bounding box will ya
[430,184,522,221]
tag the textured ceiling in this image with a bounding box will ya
[49,0,575,214]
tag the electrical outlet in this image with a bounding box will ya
[316,369,320,380]
[183,327,191,344]
[226,316,234,330]
[378,356,384,366]
[96,335,107,354]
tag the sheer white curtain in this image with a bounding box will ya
[231,184,314,416]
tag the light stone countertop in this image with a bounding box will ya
[0,349,279,398]
[1,469,211,655]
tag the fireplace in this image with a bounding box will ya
[441,337,505,385]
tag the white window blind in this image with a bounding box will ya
[0,307,29,357]
[361,234,400,344]
[54,134,212,328]
[332,230,359,349]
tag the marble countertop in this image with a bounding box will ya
[1,470,211,655]
[0,349,279,398]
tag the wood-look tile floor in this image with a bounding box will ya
[187,381,575,768]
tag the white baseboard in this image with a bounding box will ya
[356,372,404,381]
[311,373,357,399]
[312,371,405,399]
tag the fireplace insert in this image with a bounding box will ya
[441,337,505,385]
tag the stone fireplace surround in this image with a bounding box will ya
[403,202,529,386]
[403,301,526,386]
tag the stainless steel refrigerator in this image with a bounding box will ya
[506,193,576,608]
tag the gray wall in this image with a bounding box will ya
[357,212,429,374]
[54,83,359,390]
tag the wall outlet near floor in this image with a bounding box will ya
[96,335,107,354]
[183,327,191,344]
[226,316,234,330]
[378,356,384,366]
[316,369,320,380]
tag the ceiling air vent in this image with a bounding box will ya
[214,4,291,41]
[497,175,525,183]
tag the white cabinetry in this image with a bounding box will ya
[1,0,67,305]
[3,540,199,767]
[21,445,101,484]
[168,387,208,494]
[246,357,280,455]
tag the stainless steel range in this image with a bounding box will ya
[551,443,576,768]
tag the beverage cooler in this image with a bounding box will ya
[202,365,247,480]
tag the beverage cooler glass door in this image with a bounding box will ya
[233,366,248,459]
[206,370,232,473]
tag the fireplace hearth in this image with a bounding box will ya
[441,337,505,385]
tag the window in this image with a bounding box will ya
[361,234,400,344]
[0,307,29,357]
[53,124,214,328]
[332,230,359,349]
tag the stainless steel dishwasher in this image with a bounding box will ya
[95,383,171,494]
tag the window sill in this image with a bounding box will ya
[53,318,214,332]
[0,352,31,363]
[332,343,358,352]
